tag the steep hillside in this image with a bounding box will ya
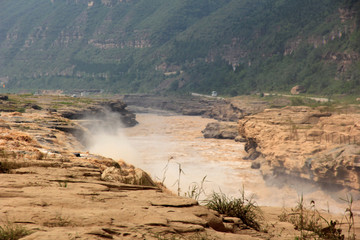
[0,0,359,95]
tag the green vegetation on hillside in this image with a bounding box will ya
[0,0,359,95]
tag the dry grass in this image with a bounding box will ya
[0,221,31,240]
[279,194,356,240]
[0,160,22,173]
[44,213,73,227]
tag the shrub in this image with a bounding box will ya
[205,189,262,231]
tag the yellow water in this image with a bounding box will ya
[89,111,359,214]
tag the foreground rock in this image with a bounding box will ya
[238,106,360,191]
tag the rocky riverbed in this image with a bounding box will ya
[2,95,266,239]
[125,95,360,200]
[0,94,359,239]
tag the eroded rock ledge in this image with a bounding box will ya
[0,110,234,239]
[121,94,269,122]
[0,96,282,239]
[238,106,360,191]
[58,99,138,127]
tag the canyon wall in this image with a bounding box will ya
[238,106,360,191]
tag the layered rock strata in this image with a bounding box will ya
[0,110,232,239]
[238,106,360,191]
[0,96,278,239]
[58,99,138,127]
[202,122,239,139]
[121,94,268,122]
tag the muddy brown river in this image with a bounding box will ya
[88,110,359,214]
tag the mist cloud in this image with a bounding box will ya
[81,109,139,166]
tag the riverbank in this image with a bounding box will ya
[0,94,359,239]
[238,106,360,202]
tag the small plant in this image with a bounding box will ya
[0,221,32,240]
[44,213,72,227]
[172,163,184,196]
[0,160,22,173]
[341,194,356,240]
[205,188,262,231]
[67,233,81,240]
[281,195,345,240]
[158,159,170,184]
[58,180,68,188]
[185,176,207,201]
[278,208,289,222]
[289,196,323,239]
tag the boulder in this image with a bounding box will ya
[101,166,156,186]
[290,85,306,95]
[202,122,239,139]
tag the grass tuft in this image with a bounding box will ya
[280,195,348,240]
[205,188,262,231]
[0,221,31,240]
[44,213,72,227]
[0,161,22,173]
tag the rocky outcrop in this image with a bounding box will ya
[122,94,268,122]
[290,85,306,95]
[238,106,360,191]
[101,166,156,186]
[58,99,137,127]
[0,96,285,240]
[202,122,239,139]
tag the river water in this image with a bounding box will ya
[88,109,359,214]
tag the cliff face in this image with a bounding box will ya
[238,106,360,191]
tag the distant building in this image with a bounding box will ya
[211,91,217,97]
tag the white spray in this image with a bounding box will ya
[81,109,139,166]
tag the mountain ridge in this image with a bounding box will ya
[0,0,359,95]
